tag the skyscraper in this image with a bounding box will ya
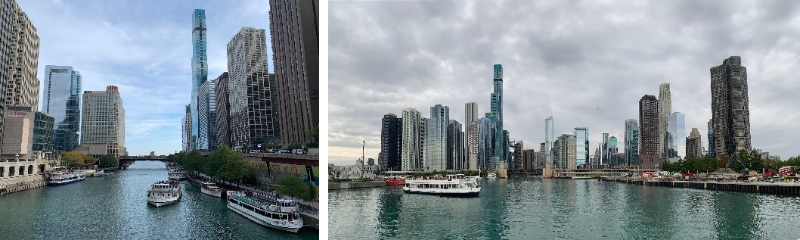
[639,95,659,168]
[545,116,554,167]
[190,9,208,151]
[574,127,589,166]
[707,119,715,158]
[270,0,319,147]
[401,108,420,171]
[424,104,448,171]
[227,27,279,149]
[608,136,618,165]
[465,102,478,157]
[447,120,464,170]
[0,0,40,152]
[478,117,493,170]
[197,80,216,150]
[668,112,685,160]
[81,86,125,157]
[182,105,192,152]
[490,64,504,167]
[711,56,751,158]
[213,73,231,149]
[380,113,402,170]
[32,112,54,153]
[658,83,671,161]
[686,128,703,159]
[624,119,640,166]
[43,65,81,151]
[601,133,609,166]
[468,121,478,170]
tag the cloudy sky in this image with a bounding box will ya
[18,0,271,155]
[329,0,800,165]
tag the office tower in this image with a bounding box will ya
[490,64,504,166]
[43,66,81,151]
[182,105,192,152]
[624,119,640,166]
[601,133,609,166]
[538,143,545,169]
[478,117,493,170]
[468,121,478,170]
[593,147,601,167]
[189,9,208,151]
[503,130,510,165]
[639,95,659,168]
[668,112,685,160]
[608,136,618,165]
[423,104,448,171]
[33,112,54,153]
[545,116,554,167]
[565,135,576,169]
[513,141,523,170]
[686,128,703,159]
[574,127,589,166]
[465,102,478,159]
[227,27,279,149]
[0,0,40,152]
[523,149,535,170]
[447,120,464,170]
[270,0,319,147]
[213,73,231,148]
[197,80,216,150]
[711,56,752,158]
[707,119,715,158]
[81,86,125,157]
[401,108,420,171]
[658,83,671,161]
[380,113,402,170]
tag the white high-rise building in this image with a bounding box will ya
[401,108,420,171]
[545,116,554,166]
[81,86,125,157]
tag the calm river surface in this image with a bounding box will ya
[0,161,317,239]
[329,177,800,239]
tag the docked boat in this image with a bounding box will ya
[384,176,406,186]
[47,170,86,186]
[487,172,497,179]
[93,169,105,177]
[168,168,186,180]
[403,174,481,197]
[201,182,223,198]
[226,191,303,233]
[147,180,181,207]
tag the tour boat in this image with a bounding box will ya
[47,171,85,186]
[403,174,481,197]
[384,176,406,186]
[201,182,223,198]
[226,191,304,233]
[93,169,105,177]
[168,168,186,180]
[147,180,181,207]
[487,172,497,179]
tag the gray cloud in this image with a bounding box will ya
[329,0,800,165]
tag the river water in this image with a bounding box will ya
[0,161,317,239]
[329,177,800,239]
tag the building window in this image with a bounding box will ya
[19,166,24,176]
[9,166,14,176]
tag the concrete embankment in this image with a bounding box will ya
[602,178,800,196]
[328,181,386,190]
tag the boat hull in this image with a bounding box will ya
[148,197,180,207]
[201,188,223,198]
[227,201,302,233]
[403,189,480,197]
[47,178,85,186]
[384,178,406,186]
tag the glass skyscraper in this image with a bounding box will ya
[545,116,554,167]
[574,127,588,166]
[490,64,504,168]
[190,9,208,151]
[668,112,685,160]
[43,65,81,151]
[625,119,640,166]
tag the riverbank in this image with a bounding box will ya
[602,177,800,196]
[328,181,386,190]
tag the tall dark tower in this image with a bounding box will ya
[710,56,751,158]
[639,95,659,168]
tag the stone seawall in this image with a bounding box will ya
[602,178,800,196]
[0,174,46,195]
[328,181,386,190]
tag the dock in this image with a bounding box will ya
[602,177,800,196]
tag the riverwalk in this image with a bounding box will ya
[602,177,800,196]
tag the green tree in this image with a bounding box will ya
[99,154,118,167]
[288,143,303,149]
[274,175,307,199]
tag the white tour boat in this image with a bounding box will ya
[168,168,186,180]
[147,180,181,207]
[403,174,481,197]
[201,182,223,198]
[47,170,86,186]
[93,169,105,177]
[487,172,497,179]
[226,191,304,233]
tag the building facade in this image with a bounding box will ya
[32,112,54,153]
[182,105,192,152]
[658,83,671,161]
[478,117,493,170]
[639,95,659,168]
[710,56,751,158]
[465,102,478,159]
[189,9,208,151]
[574,127,588,166]
[601,133,609,167]
[380,113,402,170]
[608,136,618,165]
[43,65,81,151]
[270,0,319,147]
[197,80,216,150]
[490,64,504,168]
[81,86,125,157]
[400,108,420,171]
[624,119,639,166]
[447,120,464,170]
[686,128,703,159]
[545,116,554,168]
[667,112,685,161]
[424,104,448,171]
[707,119,715,158]
[213,73,231,149]
[467,121,478,170]
[227,27,279,149]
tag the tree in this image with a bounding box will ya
[305,125,319,148]
[100,154,118,167]
[288,143,303,149]
[274,175,307,199]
